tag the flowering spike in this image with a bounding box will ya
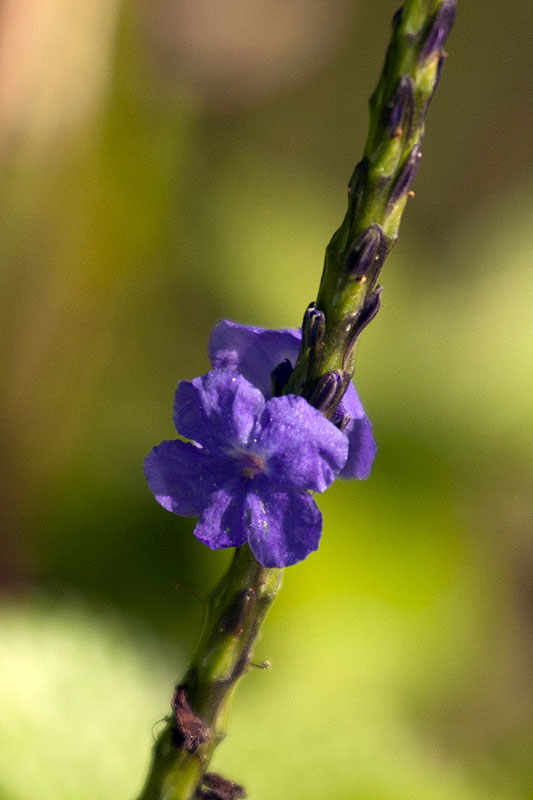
[139,3,455,796]
[280,0,456,403]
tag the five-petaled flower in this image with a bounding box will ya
[144,321,376,568]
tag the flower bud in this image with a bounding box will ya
[343,287,383,370]
[381,75,414,138]
[387,144,422,209]
[301,302,326,352]
[344,224,387,285]
[355,287,382,334]
[307,370,351,415]
[418,0,457,63]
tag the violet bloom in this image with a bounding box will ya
[208,320,376,480]
[145,370,348,567]
[145,321,376,568]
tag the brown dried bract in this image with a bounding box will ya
[171,685,211,754]
[198,772,247,800]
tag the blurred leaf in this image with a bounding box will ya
[0,598,179,800]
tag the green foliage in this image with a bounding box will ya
[0,600,178,800]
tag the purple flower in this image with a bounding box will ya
[145,321,377,568]
[145,370,348,567]
[208,320,376,480]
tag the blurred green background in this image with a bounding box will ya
[0,1,532,798]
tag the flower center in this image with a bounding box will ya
[241,453,265,479]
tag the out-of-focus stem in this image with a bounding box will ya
[137,546,282,800]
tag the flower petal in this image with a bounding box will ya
[253,395,348,492]
[174,370,265,451]
[244,483,322,568]
[339,382,365,420]
[144,439,226,516]
[194,480,249,550]
[208,320,301,398]
[338,415,377,479]
[337,384,377,480]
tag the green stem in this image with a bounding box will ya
[137,546,282,800]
